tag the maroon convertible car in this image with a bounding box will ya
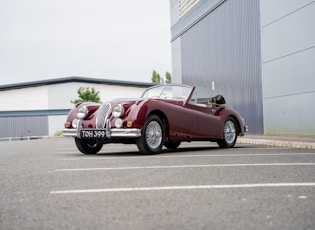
[63,84,248,154]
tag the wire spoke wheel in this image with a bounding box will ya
[217,117,238,148]
[136,114,164,154]
[224,120,236,145]
[145,121,163,149]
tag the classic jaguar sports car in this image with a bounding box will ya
[63,84,248,154]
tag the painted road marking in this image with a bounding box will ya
[56,152,315,161]
[50,183,315,194]
[54,162,315,172]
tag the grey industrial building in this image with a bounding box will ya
[170,0,315,135]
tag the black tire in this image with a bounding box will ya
[136,114,165,154]
[217,117,238,148]
[75,138,103,154]
[164,141,181,150]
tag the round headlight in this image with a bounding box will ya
[76,105,88,119]
[112,104,124,118]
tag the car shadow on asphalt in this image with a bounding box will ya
[95,145,243,157]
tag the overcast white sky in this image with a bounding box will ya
[0,0,172,86]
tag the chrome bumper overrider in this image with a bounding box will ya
[241,118,248,132]
[62,127,141,138]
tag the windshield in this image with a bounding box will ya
[141,85,192,100]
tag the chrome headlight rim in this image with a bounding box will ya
[112,104,124,118]
[76,105,88,119]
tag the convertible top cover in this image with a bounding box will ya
[211,94,226,105]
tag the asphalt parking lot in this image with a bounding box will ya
[1,138,315,230]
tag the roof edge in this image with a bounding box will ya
[0,76,155,91]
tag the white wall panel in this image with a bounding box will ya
[264,92,315,135]
[0,86,48,111]
[261,2,315,62]
[261,0,315,135]
[260,0,314,26]
[170,0,180,27]
[263,47,315,98]
[171,38,182,83]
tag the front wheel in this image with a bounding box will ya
[217,117,238,148]
[75,138,103,154]
[136,115,165,154]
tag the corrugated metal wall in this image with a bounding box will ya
[179,0,263,134]
[0,116,48,138]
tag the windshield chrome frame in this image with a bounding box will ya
[141,84,192,101]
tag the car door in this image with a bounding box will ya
[187,87,222,138]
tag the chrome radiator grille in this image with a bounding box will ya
[96,103,111,128]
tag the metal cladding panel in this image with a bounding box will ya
[0,116,48,138]
[264,92,315,135]
[180,0,263,134]
[261,1,315,136]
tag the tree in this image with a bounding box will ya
[71,87,101,104]
[165,71,172,83]
[151,70,161,83]
[151,70,172,83]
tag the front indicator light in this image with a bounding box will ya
[65,122,71,128]
[127,121,132,127]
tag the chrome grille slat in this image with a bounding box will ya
[96,103,111,128]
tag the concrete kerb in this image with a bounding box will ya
[237,136,315,150]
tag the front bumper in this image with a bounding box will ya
[63,119,141,139]
[63,127,141,138]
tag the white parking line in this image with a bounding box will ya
[54,162,315,172]
[56,152,315,161]
[50,183,315,194]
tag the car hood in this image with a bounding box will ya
[106,98,143,106]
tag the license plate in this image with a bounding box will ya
[80,130,106,138]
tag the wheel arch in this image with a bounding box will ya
[147,110,170,141]
[227,115,241,135]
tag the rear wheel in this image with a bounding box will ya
[75,138,103,154]
[217,117,238,148]
[136,115,164,154]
